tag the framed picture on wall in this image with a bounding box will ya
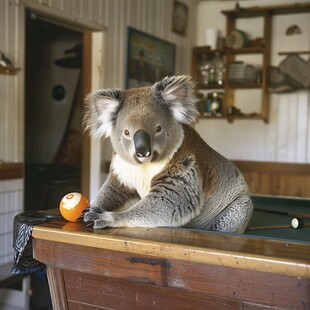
[126,27,176,89]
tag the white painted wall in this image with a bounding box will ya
[0,0,198,274]
[196,0,310,163]
[0,0,197,164]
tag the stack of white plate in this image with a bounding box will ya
[229,62,260,83]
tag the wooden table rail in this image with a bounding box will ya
[32,215,310,310]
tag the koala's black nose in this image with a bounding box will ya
[134,130,151,158]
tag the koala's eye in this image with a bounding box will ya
[155,126,162,133]
[124,129,130,136]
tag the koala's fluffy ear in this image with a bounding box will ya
[152,75,198,125]
[84,89,122,137]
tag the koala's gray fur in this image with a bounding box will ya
[83,75,253,233]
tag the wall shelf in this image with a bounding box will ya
[221,2,310,18]
[228,46,265,54]
[192,2,310,124]
[196,84,224,90]
[229,83,262,89]
[0,65,20,75]
[0,162,23,180]
[198,114,264,123]
[199,115,226,120]
[278,50,310,56]
[196,82,261,89]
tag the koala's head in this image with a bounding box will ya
[84,75,198,165]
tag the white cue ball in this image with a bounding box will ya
[291,217,303,229]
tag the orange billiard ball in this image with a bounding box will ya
[59,192,89,222]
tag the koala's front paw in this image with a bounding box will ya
[83,206,114,229]
[83,206,102,221]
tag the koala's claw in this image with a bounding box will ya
[86,222,94,228]
[75,207,91,222]
[83,208,115,229]
[83,210,100,222]
[83,206,103,220]
[82,207,90,214]
[74,207,91,223]
[76,214,85,222]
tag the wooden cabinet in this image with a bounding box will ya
[192,2,310,123]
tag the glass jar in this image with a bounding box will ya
[205,92,223,115]
[212,52,225,86]
[199,54,213,85]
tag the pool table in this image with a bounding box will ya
[32,195,310,309]
[245,195,310,242]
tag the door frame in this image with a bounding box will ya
[81,32,91,197]
[23,4,105,198]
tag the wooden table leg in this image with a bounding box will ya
[46,266,68,310]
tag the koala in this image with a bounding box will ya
[83,75,253,233]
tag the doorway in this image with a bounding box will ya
[24,10,92,308]
[24,11,88,212]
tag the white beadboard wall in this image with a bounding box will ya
[0,0,197,272]
[0,180,23,269]
[0,0,197,163]
[0,0,197,274]
[1,0,309,166]
[196,0,310,163]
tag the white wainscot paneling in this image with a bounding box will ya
[1,0,197,198]
[296,92,309,162]
[276,91,309,162]
[0,179,23,276]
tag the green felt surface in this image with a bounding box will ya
[245,196,310,242]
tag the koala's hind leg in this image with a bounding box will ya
[209,196,253,233]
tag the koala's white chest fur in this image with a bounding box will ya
[112,155,169,198]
